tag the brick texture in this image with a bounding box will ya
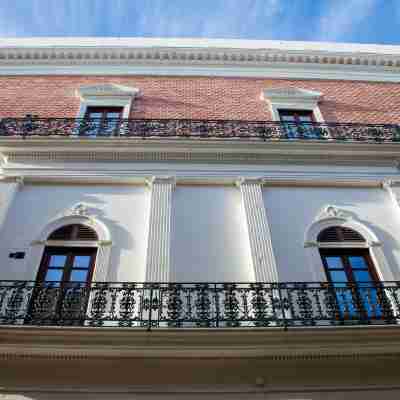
[0,75,400,123]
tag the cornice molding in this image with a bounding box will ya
[0,38,400,81]
[77,83,140,99]
[2,383,400,394]
[1,138,400,167]
[1,325,400,361]
[0,175,385,188]
[261,87,323,104]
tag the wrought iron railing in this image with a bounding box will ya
[0,117,400,142]
[0,281,399,328]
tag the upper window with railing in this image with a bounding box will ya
[278,109,316,139]
[82,106,124,136]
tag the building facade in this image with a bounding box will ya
[1,38,400,399]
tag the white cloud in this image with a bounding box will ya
[316,0,379,42]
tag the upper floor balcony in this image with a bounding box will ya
[1,280,399,329]
[0,117,400,143]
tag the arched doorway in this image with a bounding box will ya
[317,226,391,321]
[27,224,99,325]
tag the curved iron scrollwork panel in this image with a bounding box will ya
[1,117,400,142]
[0,281,400,328]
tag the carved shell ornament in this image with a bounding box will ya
[61,202,105,222]
[69,203,89,216]
[315,205,350,221]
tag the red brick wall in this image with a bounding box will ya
[0,75,400,123]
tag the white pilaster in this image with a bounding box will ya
[93,241,113,282]
[145,176,175,282]
[382,179,400,209]
[0,178,23,235]
[237,178,278,282]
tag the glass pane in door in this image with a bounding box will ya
[348,255,382,319]
[29,247,96,325]
[325,256,344,269]
[85,111,102,136]
[103,111,122,135]
[73,255,91,269]
[280,114,298,138]
[298,114,315,138]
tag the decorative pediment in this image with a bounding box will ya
[261,87,323,104]
[77,84,140,99]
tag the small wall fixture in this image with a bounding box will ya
[9,252,25,259]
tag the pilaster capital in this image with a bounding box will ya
[382,179,394,190]
[15,176,24,187]
[235,177,264,187]
[146,176,176,188]
[0,176,24,187]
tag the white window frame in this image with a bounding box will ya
[76,83,140,120]
[28,215,112,283]
[304,206,394,282]
[260,87,325,122]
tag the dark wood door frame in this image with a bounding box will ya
[28,246,98,324]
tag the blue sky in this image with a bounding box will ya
[0,0,399,44]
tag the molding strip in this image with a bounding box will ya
[145,176,175,282]
[1,65,400,82]
[0,38,400,82]
[0,178,23,236]
[237,178,278,282]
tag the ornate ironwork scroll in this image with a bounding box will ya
[0,281,399,328]
[0,117,399,142]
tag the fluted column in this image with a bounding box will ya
[145,176,175,282]
[0,177,23,235]
[236,178,278,282]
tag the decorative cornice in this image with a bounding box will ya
[1,40,400,69]
[2,138,400,167]
[77,83,140,99]
[0,173,387,188]
[261,87,323,104]
[0,38,400,81]
[1,325,400,361]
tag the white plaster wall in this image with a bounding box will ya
[263,186,400,282]
[0,184,150,282]
[170,186,254,282]
[2,183,400,284]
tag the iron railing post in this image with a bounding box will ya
[214,283,219,328]
[147,284,153,332]
[277,282,288,331]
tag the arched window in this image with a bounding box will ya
[28,224,98,324]
[317,226,365,243]
[48,224,98,241]
[318,226,387,320]
[36,224,98,286]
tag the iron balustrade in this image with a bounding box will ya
[0,117,400,142]
[0,281,399,328]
